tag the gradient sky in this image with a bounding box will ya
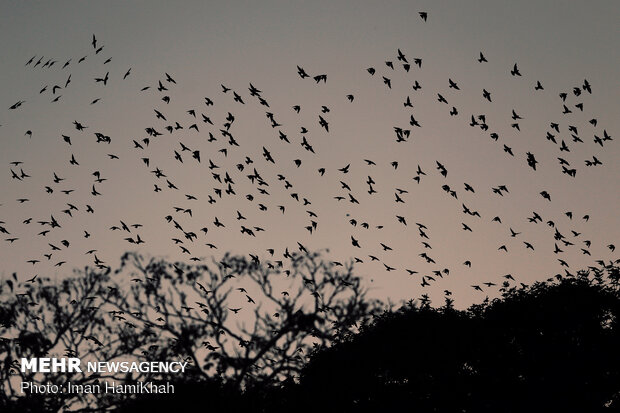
[1,1,618,308]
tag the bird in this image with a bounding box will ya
[9,100,25,110]
[94,72,109,85]
[483,89,492,102]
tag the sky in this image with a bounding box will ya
[0,0,618,308]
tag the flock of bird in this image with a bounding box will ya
[1,11,618,309]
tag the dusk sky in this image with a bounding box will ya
[1,1,618,308]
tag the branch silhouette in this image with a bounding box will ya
[1,250,380,411]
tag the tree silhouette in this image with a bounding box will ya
[0,250,380,411]
[2,259,619,412]
[108,263,620,413]
[294,263,620,412]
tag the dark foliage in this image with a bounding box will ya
[0,251,379,411]
[2,261,619,412]
[293,264,620,412]
[109,264,620,412]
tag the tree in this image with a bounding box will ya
[294,263,620,412]
[0,250,380,411]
